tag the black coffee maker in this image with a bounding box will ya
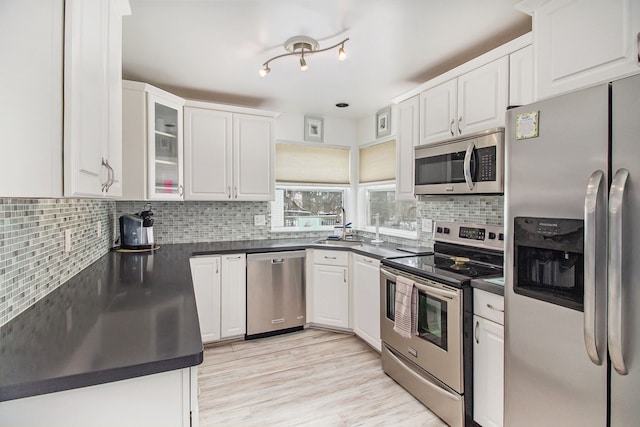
[119,205,155,250]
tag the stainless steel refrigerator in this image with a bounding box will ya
[504,73,640,426]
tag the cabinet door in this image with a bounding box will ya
[457,56,509,135]
[352,255,381,351]
[63,0,110,197]
[184,107,233,200]
[0,0,63,198]
[148,94,184,200]
[233,114,275,201]
[312,264,349,329]
[64,0,127,197]
[189,256,221,343]
[509,45,535,107]
[473,315,504,427]
[420,79,457,144]
[396,96,419,201]
[533,0,640,99]
[221,254,247,338]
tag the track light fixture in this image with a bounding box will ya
[260,36,349,76]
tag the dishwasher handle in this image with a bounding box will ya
[247,250,307,263]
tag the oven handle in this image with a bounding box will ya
[463,141,475,191]
[380,268,458,300]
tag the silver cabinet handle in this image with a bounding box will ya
[227,186,231,199]
[234,186,238,199]
[215,259,219,274]
[463,141,475,190]
[324,256,337,260]
[364,258,373,264]
[584,170,606,366]
[475,320,480,344]
[486,303,504,313]
[101,158,114,192]
[343,269,347,283]
[179,184,184,196]
[457,116,462,134]
[449,119,454,136]
[101,158,109,192]
[608,168,629,375]
[271,259,285,264]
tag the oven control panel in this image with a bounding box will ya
[434,221,504,251]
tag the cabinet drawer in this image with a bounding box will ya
[474,289,504,325]
[312,249,349,266]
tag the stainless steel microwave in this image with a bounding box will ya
[414,128,504,196]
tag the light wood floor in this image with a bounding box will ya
[198,328,447,426]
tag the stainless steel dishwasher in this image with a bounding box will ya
[246,250,306,339]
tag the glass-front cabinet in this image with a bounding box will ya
[121,80,185,200]
[148,94,183,199]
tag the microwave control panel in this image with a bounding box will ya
[477,146,496,182]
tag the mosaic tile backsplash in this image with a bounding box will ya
[0,199,115,326]
[2,195,503,327]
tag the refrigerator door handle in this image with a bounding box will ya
[608,168,630,375]
[584,170,606,365]
[463,141,475,190]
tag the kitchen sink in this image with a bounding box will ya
[312,238,364,247]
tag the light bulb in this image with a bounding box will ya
[299,56,308,71]
[259,65,270,77]
[338,45,347,61]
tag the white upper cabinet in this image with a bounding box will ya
[456,56,509,135]
[64,0,130,197]
[509,45,535,106]
[518,0,640,99]
[420,79,458,144]
[420,57,509,145]
[396,95,420,201]
[122,81,185,201]
[0,0,63,198]
[184,101,276,201]
[184,108,232,200]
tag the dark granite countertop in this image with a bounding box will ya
[471,277,505,296]
[0,237,424,402]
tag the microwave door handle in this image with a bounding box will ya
[584,170,606,366]
[609,168,630,375]
[463,141,475,190]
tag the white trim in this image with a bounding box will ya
[184,99,280,118]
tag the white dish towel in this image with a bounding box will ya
[393,275,417,339]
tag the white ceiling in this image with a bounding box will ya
[122,0,531,119]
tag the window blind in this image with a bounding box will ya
[359,140,396,183]
[275,143,350,184]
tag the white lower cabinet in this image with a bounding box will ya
[190,253,246,343]
[351,254,381,351]
[473,289,504,427]
[308,250,350,329]
[0,367,198,427]
[220,254,247,338]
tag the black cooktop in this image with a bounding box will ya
[382,242,504,286]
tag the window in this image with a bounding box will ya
[363,184,416,236]
[271,186,345,231]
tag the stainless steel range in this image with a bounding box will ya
[380,222,503,427]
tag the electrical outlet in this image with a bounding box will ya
[64,229,71,253]
[422,218,433,233]
[254,215,266,226]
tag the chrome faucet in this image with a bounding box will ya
[339,206,346,240]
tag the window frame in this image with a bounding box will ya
[270,183,351,233]
[357,181,417,240]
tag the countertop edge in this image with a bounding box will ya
[0,350,204,402]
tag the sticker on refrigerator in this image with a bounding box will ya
[515,111,539,140]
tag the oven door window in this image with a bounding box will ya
[417,290,448,351]
[386,280,395,321]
